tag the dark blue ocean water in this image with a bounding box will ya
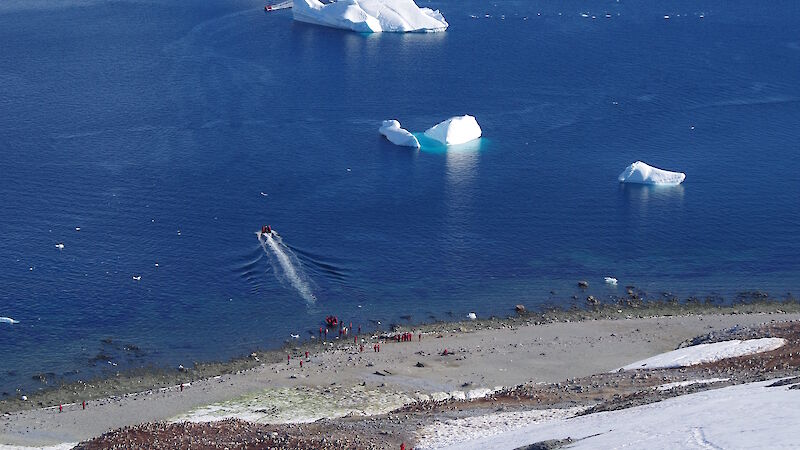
[1,0,799,393]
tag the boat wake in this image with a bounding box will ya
[256,231,317,303]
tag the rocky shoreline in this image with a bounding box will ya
[68,319,800,449]
[2,296,799,416]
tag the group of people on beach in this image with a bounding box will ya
[319,317,360,340]
[394,332,418,342]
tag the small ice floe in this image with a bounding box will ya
[467,312,477,320]
[20,395,27,401]
[132,275,142,281]
[290,334,300,339]
[55,242,65,250]
[580,12,589,18]
[260,192,268,197]
[379,120,420,148]
[604,277,618,285]
[177,230,181,235]
[75,227,81,231]
[1,317,20,324]
[424,115,482,146]
[618,161,686,185]
[664,14,670,19]
[154,263,159,267]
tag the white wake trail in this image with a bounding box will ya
[257,232,316,303]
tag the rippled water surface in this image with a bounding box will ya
[1,0,799,392]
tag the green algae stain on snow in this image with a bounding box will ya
[172,385,417,424]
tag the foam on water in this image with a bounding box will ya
[257,232,317,303]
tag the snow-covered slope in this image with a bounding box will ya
[423,379,800,449]
[618,161,686,185]
[423,115,482,146]
[292,0,448,33]
[379,120,420,148]
[619,338,786,370]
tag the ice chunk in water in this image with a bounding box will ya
[424,115,482,146]
[379,120,420,148]
[618,161,685,185]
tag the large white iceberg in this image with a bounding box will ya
[379,120,420,148]
[424,115,482,146]
[293,0,448,33]
[618,161,686,185]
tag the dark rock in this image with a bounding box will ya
[578,281,589,289]
[514,437,574,450]
[766,377,800,388]
[415,362,425,368]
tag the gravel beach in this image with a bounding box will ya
[2,304,800,448]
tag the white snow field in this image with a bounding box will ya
[618,160,686,185]
[422,379,800,450]
[379,120,420,148]
[292,0,448,33]
[619,337,786,370]
[423,115,482,146]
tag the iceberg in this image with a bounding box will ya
[293,0,448,33]
[0,317,19,324]
[424,115,482,146]
[379,120,420,148]
[618,161,686,185]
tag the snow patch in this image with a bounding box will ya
[293,0,448,33]
[656,378,729,391]
[415,407,588,450]
[433,379,800,450]
[379,120,420,148]
[424,115,482,146]
[0,445,77,450]
[618,161,686,185]
[618,337,786,370]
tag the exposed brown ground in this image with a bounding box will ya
[72,320,800,450]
